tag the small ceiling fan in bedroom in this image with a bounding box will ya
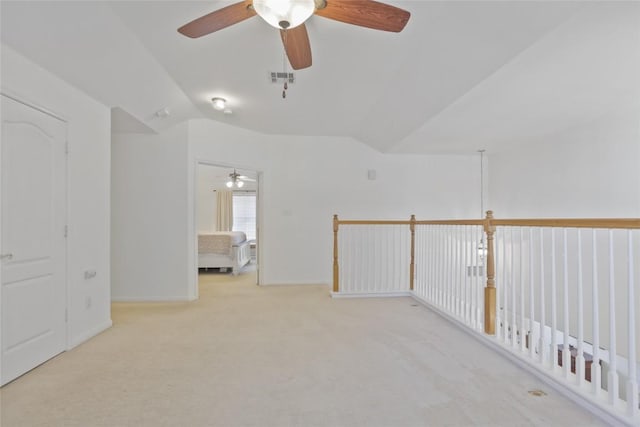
[226,169,255,188]
[178,0,411,70]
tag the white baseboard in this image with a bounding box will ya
[410,293,637,427]
[68,319,112,349]
[331,291,412,299]
[111,296,194,302]
[260,282,330,287]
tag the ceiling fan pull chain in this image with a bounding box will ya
[282,29,289,99]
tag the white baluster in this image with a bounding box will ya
[464,227,473,325]
[455,226,460,316]
[478,225,484,330]
[360,226,366,292]
[432,226,437,302]
[563,228,571,378]
[540,228,547,364]
[503,229,508,343]
[529,228,535,359]
[451,229,460,317]
[424,226,428,298]
[425,226,429,299]
[439,227,445,307]
[576,229,585,386]
[343,226,347,292]
[439,226,442,303]
[447,226,453,313]
[520,227,526,352]
[433,226,437,302]
[349,226,353,293]
[452,227,457,313]
[364,226,369,292]
[430,226,435,301]
[379,226,384,292]
[471,227,477,329]
[354,227,358,291]
[396,226,401,291]
[551,228,558,369]
[436,226,440,301]
[626,230,638,416]
[458,226,463,318]
[373,226,378,293]
[352,226,357,293]
[403,226,409,290]
[511,227,517,349]
[591,229,601,393]
[608,229,619,403]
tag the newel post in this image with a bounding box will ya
[333,214,339,293]
[409,215,416,291]
[484,210,497,335]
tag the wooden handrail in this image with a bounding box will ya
[336,220,413,225]
[490,218,640,229]
[336,218,640,229]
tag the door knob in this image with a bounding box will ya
[0,253,13,260]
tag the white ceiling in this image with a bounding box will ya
[1,1,638,154]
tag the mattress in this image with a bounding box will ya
[198,231,247,255]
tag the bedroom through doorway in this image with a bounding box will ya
[196,163,260,291]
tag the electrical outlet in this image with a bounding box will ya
[85,296,92,309]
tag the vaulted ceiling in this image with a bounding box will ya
[1,1,638,154]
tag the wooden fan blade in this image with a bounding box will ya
[315,0,410,33]
[280,25,312,70]
[178,1,256,38]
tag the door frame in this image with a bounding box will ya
[189,159,263,299]
[0,91,70,384]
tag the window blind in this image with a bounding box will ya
[232,192,256,240]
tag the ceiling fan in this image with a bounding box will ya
[226,169,255,188]
[178,0,411,70]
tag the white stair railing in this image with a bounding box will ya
[332,213,640,426]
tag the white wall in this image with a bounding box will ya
[1,45,112,347]
[488,105,640,218]
[188,119,481,289]
[111,124,191,301]
[197,164,218,234]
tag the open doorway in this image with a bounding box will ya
[195,162,260,292]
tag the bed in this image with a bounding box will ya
[198,231,251,275]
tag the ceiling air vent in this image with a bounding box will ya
[269,72,295,84]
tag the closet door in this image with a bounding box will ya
[1,94,67,385]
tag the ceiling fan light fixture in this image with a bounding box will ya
[225,180,233,188]
[211,97,227,111]
[236,180,245,188]
[253,0,315,30]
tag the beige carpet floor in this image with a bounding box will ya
[0,268,604,427]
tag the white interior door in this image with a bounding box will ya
[1,94,67,386]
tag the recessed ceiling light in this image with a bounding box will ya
[155,107,170,118]
[211,97,226,111]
